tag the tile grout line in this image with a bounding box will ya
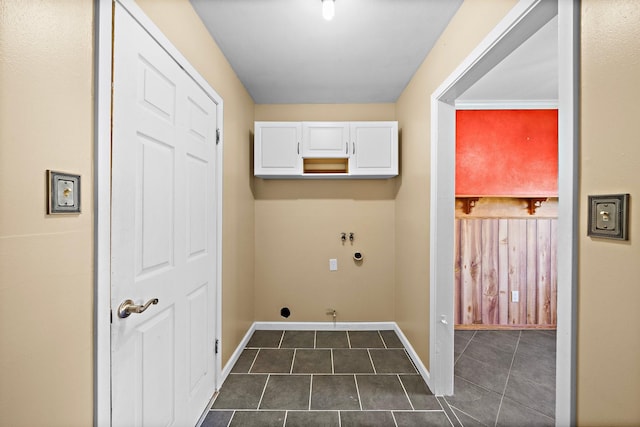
[494,330,522,427]
[436,396,451,424]
[443,398,464,427]
[331,349,335,374]
[282,410,288,427]
[256,373,271,410]
[438,396,460,427]
[390,410,400,427]
[290,348,296,374]
[353,374,363,411]
[450,374,505,399]
[230,409,311,412]
[449,409,463,427]
[367,349,377,374]
[346,331,352,348]
[247,349,260,373]
[397,374,415,411]
[225,411,234,427]
[313,330,317,349]
[448,403,484,427]
[308,374,313,411]
[378,330,388,349]
[278,331,285,348]
[454,330,475,366]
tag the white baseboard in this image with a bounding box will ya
[219,322,256,385]
[391,324,432,392]
[253,321,397,331]
[219,321,432,394]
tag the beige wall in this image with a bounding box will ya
[578,0,640,424]
[136,0,256,366]
[394,0,518,367]
[253,104,397,322]
[0,1,94,426]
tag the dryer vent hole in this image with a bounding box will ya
[280,307,291,318]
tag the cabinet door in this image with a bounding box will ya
[302,122,350,158]
[349,122,398,177]
[255,122,302,176]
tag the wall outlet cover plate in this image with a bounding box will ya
[47,170,81,214]
[587,193,629,240]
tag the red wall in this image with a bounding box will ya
[455,110,558,197]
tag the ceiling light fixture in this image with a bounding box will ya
[321,0,335,21]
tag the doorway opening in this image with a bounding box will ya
[429,1,578,426]
[453,109,559,330]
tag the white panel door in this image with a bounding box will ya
[302,122,350,158]
[111,5,218,426]
[349,122,398,177]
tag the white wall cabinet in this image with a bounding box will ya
[302,122,350,158]
[254,122,302,176]
[349,122,398,177]
[254,121,398,179]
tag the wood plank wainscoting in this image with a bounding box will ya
[454,198,558,329]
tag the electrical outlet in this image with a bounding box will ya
[329,258,338,271]
[511,290,519,303]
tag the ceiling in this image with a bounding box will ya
[190,0,463,104]
[190,0,557,105]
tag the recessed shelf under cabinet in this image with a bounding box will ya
[303,158,349,174]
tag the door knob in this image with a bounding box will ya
[117,298,159,318]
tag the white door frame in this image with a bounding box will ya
[429,0,578,425]
[94,0,224,425]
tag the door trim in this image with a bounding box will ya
[429,0,578,425]
[94,1,112,424]
[95,1,224,425]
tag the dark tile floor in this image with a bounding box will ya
[203,330,454,427]
[202,329,556,427]
[448,329,556,426]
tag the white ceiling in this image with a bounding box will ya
[190,0,557,105]
[190,0,463,104]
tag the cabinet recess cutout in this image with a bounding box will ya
[303,158,349,174]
